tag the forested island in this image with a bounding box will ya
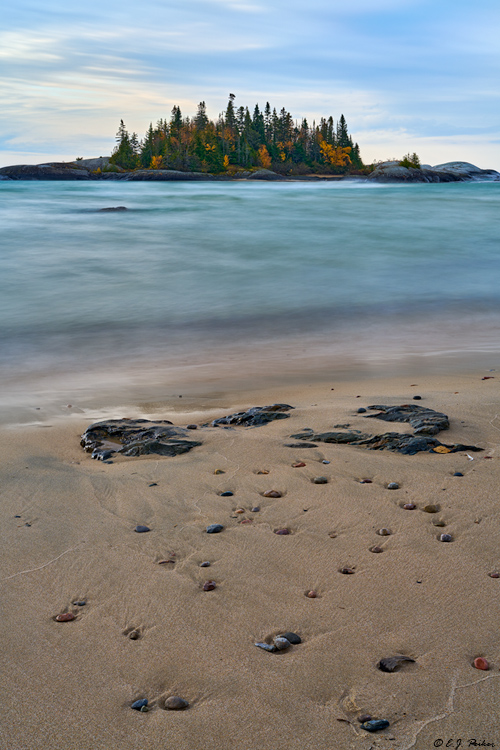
[108,97,364,175]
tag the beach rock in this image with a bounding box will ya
[377,528,392,536]
[0,162,91,180]
[360,479,372,484]
[453,472,464,477]
[357,407,367,413]
[488,572,499,578]
[283,442,318,448]
[256,469,269,475]
[274,636,291,650]
[210,403,293,428]
[402,503,416,510]
[413,395,422,400]
[439,533,453,542]
[263,490,282,498]
[220,491,233,497]
[473,657,490,670]
[186,424,198,430]
[432,519,447,527]
[365,404,449,435]
[312,476,328,484]
[251,506,260,512]
[164,696,189,710]
[367,160,500,184]
[255,642,277,652]
[339,567,355,574]
[72,600,86,607]
[292,462,306,468]
[281,632,301,644]
[214,469,225,474]
[387,482,399,489]
[247,169,287,181]
[131,699,148,711]
[128,169,216,182]
[81,419,201,459]
[358,714,372,723]
[55,612,75,622]
[202,580,216,591]
[306,590,318,598]
[274,528,290,535]
[378,655,415,672]
[135,525,150,533]
[361,719,390,732]
[423,504,439,513]
[369,546,384,553]
[206,524,224,534]
[200,561,211,567]
[128,630,140,640]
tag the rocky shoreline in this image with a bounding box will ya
[1,158,499,182]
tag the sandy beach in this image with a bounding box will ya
[2,370,500,749]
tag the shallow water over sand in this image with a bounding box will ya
[1,179,499,417]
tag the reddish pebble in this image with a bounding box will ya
[55,612,75,622]
[202,580,216,591]
[275,528,290,535]
[234,508,245,514]
[489,572,500,578]
[263,490,282,498]
[473,657,490,670]
[403,503,416,510]
[306,590,318,598]
[240,518,252,524]
[358,714,372,723]
[292,462,306,468]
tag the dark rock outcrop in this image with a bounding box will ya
[367,161,500,183]
[246,169,287,181]
[81,419,202,459]
[0,163,91,180]
[209,404,294,428]
[125,169,218,181]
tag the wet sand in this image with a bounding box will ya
[2,371,500,749]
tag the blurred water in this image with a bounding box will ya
[0,179,499,410]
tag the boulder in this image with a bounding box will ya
[368,160,499,183]
[81,419,202,460]
[0,163,91,180]
[247,169,287,181]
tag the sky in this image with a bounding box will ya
[1,0,499,169]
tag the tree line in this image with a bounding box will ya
[110,96,365,175]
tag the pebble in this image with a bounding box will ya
[274,636,291,650]
[128,630,140,640]
[72,600,86,607]
[220,491,233,497]
[328,531,337,538]
[453,472,464,477]
[186,424,198,429]
[339,567,355,575]
[473,657,490,670]
[135,525,150,533]
[306,590,318,598]
[235,508,245,514]
[158,558,175,564]
[369,545,384,553]
[361,719,390,732]
[263,490,282,498]
[378,655,415,672]
[488,572,499,578]
[200,561,211,567]
[423,504,439,513]
[439,533,453,542]
[255,642,276,652]
[432,519,446,527]
[281,632,301,644]
[292,462,306,468]
[358,714,372,723]
[402,503,416,510]
[251,506,260,512]
[357,408,367,413]
[387,482,399,490]
[413,395,422,400]
[240,518,252,524]
[322,460,330,464]
[275,528,290,535]
[164,696,189,710]
[206,524,224,533]
[202,580,216,591]
[257,470,270,475]
[214,469,225,475]
[312,476,328,484]
[55,612,75,622]
[360,479,372,484]
[377,528,391,536]
[131,699,148,711]
[148,482,158,487]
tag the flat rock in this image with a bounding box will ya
[281,632,301,644]
[164,696,189,710]
[378,655,415,672]
[206,524,224,534]
[364,404,449,435]
[210,404,293,428]
[81,418,201,459]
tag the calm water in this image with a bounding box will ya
[1,179,499,412]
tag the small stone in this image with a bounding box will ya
[358,714,372,723]
[322,460,330,464]
[473,657,490,671]
[357,408,367,413]
[234,508,245,514]
[55,612,75,622]
[214,469,225,475]
[369,545,383,553]
[202,580,216,591]
[453,472,464,477]
[255,642,276,652]
[378,655,415,672]
[339,567,355,575]
[128,630,140,640]
[220,491,233,497]
[72,600,86,607]
[135,525,150,533]
[206,524,224,533]
[158,558,175,564]
[292,462,306,468]
[361,719,390,732]
[377,528,391,536]
[306,590,318,598]
[257,470,270,475]
[131,699,148,711]
[423,504,439,513]
[148,482,158,487]
[360,479,372,484]
[328,531,337,538]
[275,528,290,535]
[200,561,211,567]
[263,490,282,498]
[439,533,453,542]
[413,395,422,400]
[387,482,399,490]
[164,696,189,710]
[313,476,328,484]
[488,572,499,578]
[240,518,252,524]
[402,503,416,510]
[186,424,198,429]
[281,632,301,644]
[274,636,291,650]
[251,506,260,512]
[433,519,446,527]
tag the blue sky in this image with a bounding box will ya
[1,0,499,168]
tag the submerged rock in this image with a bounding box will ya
[210,404,293,428]
[81,418,201,459]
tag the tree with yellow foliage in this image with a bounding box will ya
[257,145,271,169]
